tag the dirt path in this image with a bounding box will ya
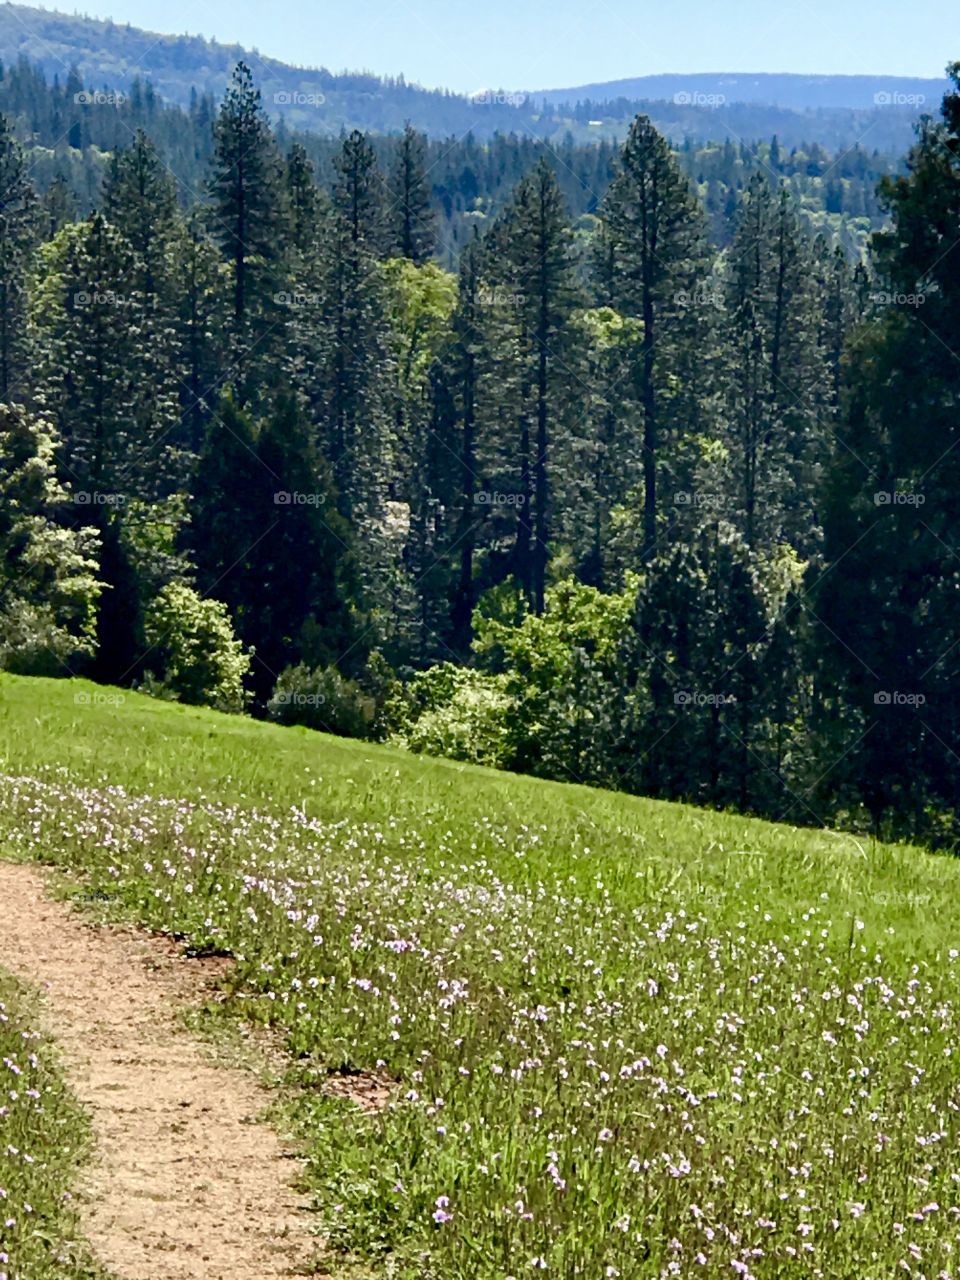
[0,862,319,1280]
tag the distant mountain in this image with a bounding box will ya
[535,72,952,112]
[0,3,939,150]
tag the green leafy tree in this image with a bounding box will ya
[267,662,375,739]
[0,404,101,674]
[381,255,457,663]
[474,577,635,783]
[143,581,251,713]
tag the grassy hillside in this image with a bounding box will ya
[2,673,959,1277]
[0,969,105,1280]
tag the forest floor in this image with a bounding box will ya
[0,861,321,1280]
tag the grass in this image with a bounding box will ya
[1,672,960,1278]
[0,969,106,1280]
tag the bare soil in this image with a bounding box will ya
[0,862,321,1280]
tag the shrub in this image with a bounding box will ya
[387,664,511,767]
[0,405,101,674]
[267,663,375,739]
[142,582,251,713]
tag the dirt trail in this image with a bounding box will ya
[0,862,318,1280]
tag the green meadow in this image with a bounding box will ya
[2,673,959,1279]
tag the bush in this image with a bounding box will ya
[267,663,375,739]
[0,405,102,675]
[142,583,251,713]
[387,664,511,768]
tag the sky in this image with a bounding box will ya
[67,0,959,92]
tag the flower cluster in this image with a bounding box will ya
[0,976,90,1280]
[2,769,960,1278]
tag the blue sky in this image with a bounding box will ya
[77,0,958,92]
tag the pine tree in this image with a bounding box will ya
[388,123,435,264]
[208,62,285,403]
[185,394,264,666]
[41,174,75,239]
[569,306,644,589]
[102,128,188,456]
[626,521,769,808]
[499,159,582,613]
[30,214,182,504]
[311,212,393,527]
[187,394,359,704]
[814,67,960,842]
[0,113,38,403]
[285,142,328,258]
[171,210,230,452]
[333,129,385,250]
[723,175,828,554]
[813,236,856,412]
[447,238,486,652]
[600,115,709,558]
[102,128,178,295]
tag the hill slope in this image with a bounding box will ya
[2,673,960,1275]
[0,2,938,148]
[536,70,951,110]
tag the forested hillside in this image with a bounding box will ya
[0,54,901,263]
[537,70,950,110]
[1,55,958,848]
[0,1,934,149]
